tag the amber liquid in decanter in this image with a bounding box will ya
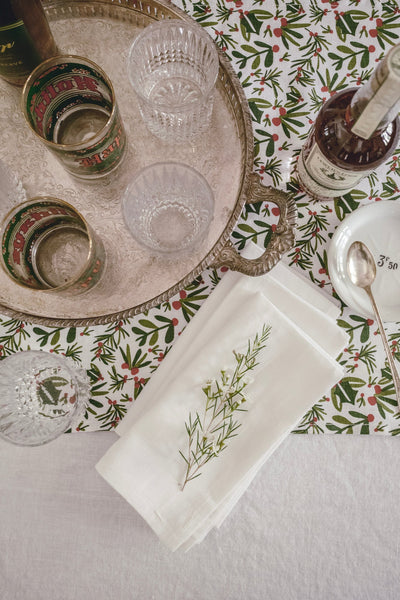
[298,88,399,201]
[314,89,397,168]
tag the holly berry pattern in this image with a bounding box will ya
[1,0,400,435]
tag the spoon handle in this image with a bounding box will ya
[366,285,400,405]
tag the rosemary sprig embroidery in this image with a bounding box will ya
[179,323,271,491]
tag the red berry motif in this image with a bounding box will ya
[10,3,395,440]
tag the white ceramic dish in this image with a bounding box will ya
[328,201,400,322]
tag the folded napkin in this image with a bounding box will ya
[96,245,347,551]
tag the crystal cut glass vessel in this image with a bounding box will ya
[122,162,214,255]
[0,351,89,446]
[127,19,219,142]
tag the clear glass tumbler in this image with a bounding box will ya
[122,162,214,255]
[0,351,90,446]
[127,19,219,142]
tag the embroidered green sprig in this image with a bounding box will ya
[179,323,271,490]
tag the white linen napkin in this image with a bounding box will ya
[96,246,347,551]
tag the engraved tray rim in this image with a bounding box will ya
[0,0,293,327]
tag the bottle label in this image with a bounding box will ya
[298,140,372,198]
[0,20,41,82]
[351,45,400,139]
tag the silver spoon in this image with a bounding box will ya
[347,240,400,405]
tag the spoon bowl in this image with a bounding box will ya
[347,241,376,289]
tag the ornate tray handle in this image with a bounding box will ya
[211,173,297,276]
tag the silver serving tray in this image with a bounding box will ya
[0,0,297,326]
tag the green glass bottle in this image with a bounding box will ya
[0,0,58,86]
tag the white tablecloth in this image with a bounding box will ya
[1,433,399,600]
